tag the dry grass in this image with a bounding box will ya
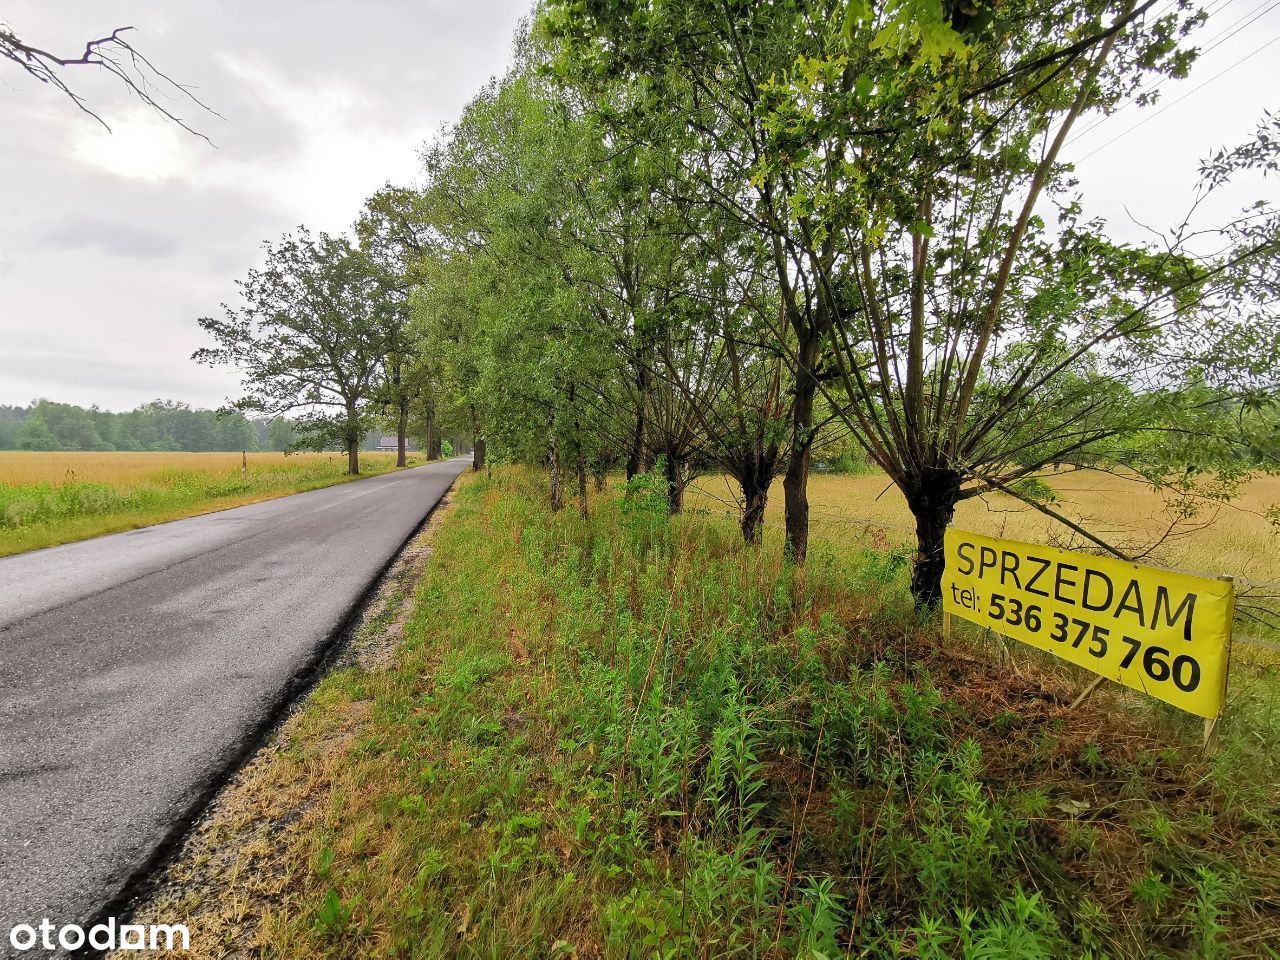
[0,451,372,487]
[688,469,1280,584]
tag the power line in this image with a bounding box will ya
[1070,0,1279,143]
[1075,32,1280,162]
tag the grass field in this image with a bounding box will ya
[0,451,422,557]
[123,469,1280,959]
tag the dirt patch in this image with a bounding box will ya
[107,491,456,960]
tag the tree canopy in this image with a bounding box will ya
[191,0,1280,606]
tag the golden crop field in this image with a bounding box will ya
[0,450,378,487]
[0,450,421,558]
[689,469,1280,585]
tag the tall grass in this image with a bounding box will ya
[0,452,417,557]
[234,468,1277,959]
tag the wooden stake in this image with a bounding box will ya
[942,612,952,639]
[1203,715,1220,751]
[1069,675,1106,711]
[991,630,1024,677]
[1204,575,1234,753]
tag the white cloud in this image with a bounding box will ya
[0,0,529,410]
[70,106,192,182]
[212,54,429,229]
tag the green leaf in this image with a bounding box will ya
[842,0,872,40]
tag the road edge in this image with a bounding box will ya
[77,463,469,957]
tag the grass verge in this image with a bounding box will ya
[122,468,1280,958]
[0,453,422,557]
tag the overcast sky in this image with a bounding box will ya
[1,1,1277,412]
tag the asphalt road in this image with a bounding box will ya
[0,458,468,947]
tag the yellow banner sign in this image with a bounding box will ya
[942,529,1234,718]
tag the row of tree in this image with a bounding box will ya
[195,227,464,474]
[201,1,1279,607]
[0,400,294,453]
[0,398,466,457]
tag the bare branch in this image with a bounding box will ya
[0,23,220,142]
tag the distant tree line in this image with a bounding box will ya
[0,398,468,458]
[0,399,296,453]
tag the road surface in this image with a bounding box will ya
[0,458,468,946]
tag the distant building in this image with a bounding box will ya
[375,435,416,452]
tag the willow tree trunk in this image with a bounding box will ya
[470,403,484,471]
[740,475,769,545]
[905,467,963,610]
[664,454,684,515]
[549,435,563,512]
[783,331,820,562]
[626,382,647,481]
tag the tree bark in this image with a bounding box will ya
[783,330,820,562]
[663,453,684,515]
[549,435,563,512]
[345,401,360,475]
[470,403,484,471]
[395,400,408,468]
[626,377,647,482]
[577,441,588,519]
[739,472,769,545]
[905,467,963,610]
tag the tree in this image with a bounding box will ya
[547,0,1279,606]
[358,187,438,468]
[801,5,1277,607]
[0,406,24,450]
[16,412,58,451]
[544,0,856,560]
[214,410,259,452]
[265,417,298,453]
[26,399,108,450]
[195,229,385,475]
[411,67,626,507]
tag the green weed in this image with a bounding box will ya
[242,468,1280,959]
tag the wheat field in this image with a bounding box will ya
[0,451,420,557]
[0,451,381,487]
[689,469,1280,584]
[3,454,1275,583]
